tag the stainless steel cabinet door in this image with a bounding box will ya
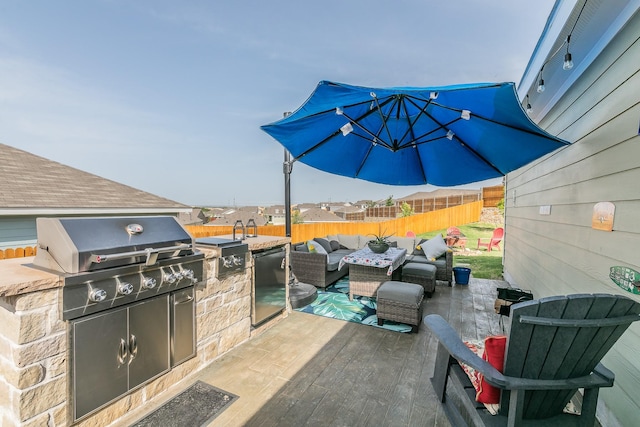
[171,287,195,367]
[128,294,170,388]
[72,307,128,420]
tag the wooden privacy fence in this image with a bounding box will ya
[482,185,504,207]
[400,193,482,214]
[0,246,37,260]
[186,201,483,244]
[1,200,486,260]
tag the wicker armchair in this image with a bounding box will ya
[290,246,350,288]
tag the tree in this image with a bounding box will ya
[401,201,414,217]
[385,195,394,206]
[292,210,304,224]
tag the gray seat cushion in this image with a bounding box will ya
[326,249,353,271]
[405,254,446,270]
[403,262,437,278]
[377,281,424,305]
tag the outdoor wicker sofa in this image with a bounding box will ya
[291,234,453,288]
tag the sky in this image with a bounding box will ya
[0,0,556,207]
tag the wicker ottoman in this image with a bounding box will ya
[402,262,437,298]
[376,281,424,333]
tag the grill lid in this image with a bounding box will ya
[33,216,196,274]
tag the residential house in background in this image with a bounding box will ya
[262,205,288,225]
[504,2,640,426]
[331,205,366,221]
[206,208,268,227]
[0,143,193,250]
[297,206,345,223]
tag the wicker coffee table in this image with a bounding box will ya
[338,247,407,300]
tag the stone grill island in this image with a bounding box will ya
[0,234,290,427]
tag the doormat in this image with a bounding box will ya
[295,277,412,333]
[130,381,238,427]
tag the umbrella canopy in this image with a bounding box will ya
[261,81,569,186]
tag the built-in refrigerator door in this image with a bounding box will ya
[171,287,196,367]
[252,246,287,326]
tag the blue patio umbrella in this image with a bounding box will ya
[261,81,569,186]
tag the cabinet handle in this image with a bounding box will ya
[129,334,138,361]
[174,295,194,305]
[117,338,128,365]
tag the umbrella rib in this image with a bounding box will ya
[430,102,569,143]
[293,97,399,160]
[372,95,397,148]
[417,108,505,175]
[398,96,437,147]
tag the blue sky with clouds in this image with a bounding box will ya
[0,0,555,207]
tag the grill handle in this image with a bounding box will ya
[89,244,192,266]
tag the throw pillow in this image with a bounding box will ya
[314,237,333,253]
[307,240,327,255]
[421,234,448,260]
[460,336,506,414]
[477,335,507,404]
[329,240,341,251]
[413,239,427,255]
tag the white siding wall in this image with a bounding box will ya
[504,11,640,427]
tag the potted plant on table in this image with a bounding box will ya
[367,231,393,254]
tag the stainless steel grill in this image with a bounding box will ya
[32,215,204,423]
[33,215,204,320]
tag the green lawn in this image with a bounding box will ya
[417,222,504,280]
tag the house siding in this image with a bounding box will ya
[0,217,37,250]
[504,10,640,427]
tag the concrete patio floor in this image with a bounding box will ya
[119,278,506,427]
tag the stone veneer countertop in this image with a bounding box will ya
[0,257,61,297]
[198,235,290,253]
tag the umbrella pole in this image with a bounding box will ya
[283,111,293,238]
[284,148,292,238]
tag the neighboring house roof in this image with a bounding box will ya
[332,205,365,214]
[208,211,268,226]
[177,208,206,226]
[0,143,191,215]
[299,207,346,222]
[263,205,287,216]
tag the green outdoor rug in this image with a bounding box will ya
[295,277,412,333]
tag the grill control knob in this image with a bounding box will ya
[164,273,177,284]
[117,282,134,296]
[182,269,194,280]
[232,255,244,266]
[222,257,233,268]
[142,277,157,289]
[88,288,107,302]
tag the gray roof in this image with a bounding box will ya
[0,143,189,213]
[299,207,346,222]
[208,211,268,226]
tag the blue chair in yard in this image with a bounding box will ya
[424,293,640,426]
